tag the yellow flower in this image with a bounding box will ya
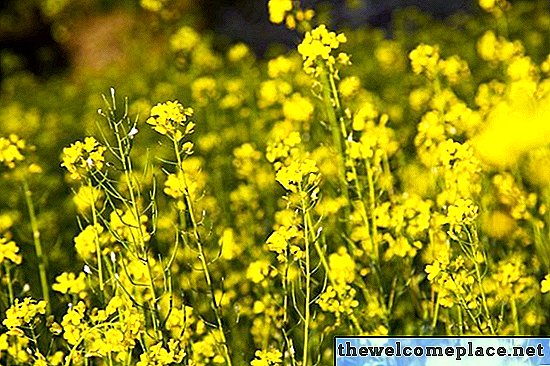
[163,172,187,200]
[479,0,509,13]
[267,55,298,78]
[192,77,218,106]
[170,26,200,53]
[219,228,243,260]
[246,260,271,283]
[146,101,194,141]
[227,43,250,63]
[282,93,314,122]
[0,134,26,169]
[328,247,356,284]
[267,0,292,24]
[297,25,347,75]
[61,301,87,345]
[473,91,550,167]
[164,305,195,336]
[140,0,165,11]
[3,298,47,331]
[318,285,359,316]
[446,198,478,229]
[0,333,7,351]
[74,224,104,261]
[438,55,470,84]
[136,339,185,366]
[275,158,320,193]
[409,44,440,78]
[482,210,515,239]
[61,137,106,180]
[266,225,300,261]
[425,260,443,282]
[251,349,282,366]
[479,0,496,11]
[338,76,361,98]
[110,209,150,244]
[0,236,22,265]
[477,31,523,62]
[375,40,405,71]
[541,275,550,293]
[52,272,87,298]
[258,80,291,108]
[72,185,103,213]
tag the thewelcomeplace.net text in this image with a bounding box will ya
[337,341,545,361]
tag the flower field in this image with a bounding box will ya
[2,0,550,364]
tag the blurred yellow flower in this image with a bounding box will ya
[541,275,550,293]
[267,0,292,24]
[0,236,22,265]
[0,134,25,169]
[473,91,550,167]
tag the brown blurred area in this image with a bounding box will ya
[0,0,473,79]
[0,0,200,77]
[64,12,135,72]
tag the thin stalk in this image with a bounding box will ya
[4,263,14,305]
[511,298,519,335]
[303,210,364,334]
[112,116,162,340]
[457,307,464,335]
[364,158,379,262]
[471,229,495,335]
[22,176,50,314]
[173,137,233,366]
[88,179,104,294]
[320,72,350,222]
[300,183,311,366]
[432,293,440,333]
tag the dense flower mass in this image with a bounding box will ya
[297,24,349,74]
[267,0,292,24]
[0,236,21,264]
[3,0,550,364]
[0,134,25,169]
[146,101,195,141]
[61,137,106,180]
[3,298,46,331]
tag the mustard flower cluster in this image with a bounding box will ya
[0,235,21,265]
[267,0,315,30]
[0,134,25,169]
[409,44,470,82]
[250,349,283,366]
[146,101,195,141]
[3,298,46,332]
[267,0,292,24]
[297,25,349,75]
[6,0,550,364]
[61,136,106,180]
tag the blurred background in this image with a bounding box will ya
[0,0,472,80]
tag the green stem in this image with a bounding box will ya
[22,176,50,314]
[4,263,14,305]
[364,158,379,262]
[300,183,311,366]
[471,229,496,335]
[457,306,463,335]
[320,71,350,223]
[303,210,364,334]
[113,119,162,340]
[173,137,233,366]
[432,293,440,333]
[511,298,519,335]
[88,179,104,295]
